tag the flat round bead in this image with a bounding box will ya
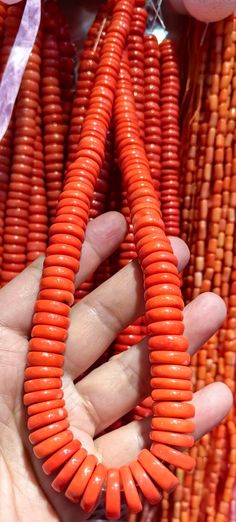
[153,401,194,418]
[52,447,87,492]
[81,463,107,513]
[151,388,193,401]
[27,407,67,430]
[151,443,195,472]
[138,449,179,492]
[27,399,65,416]
[120,465,142,513]
[29,419,69,445]
[129,460,161,505]
[150,430,195,447]
[33,430,73,459]
[65,455,98,502]
[105,468,121,520]
[151,417,195,433]
[23,389,64,406]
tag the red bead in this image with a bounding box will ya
[29,419,69,444]
[27,351,64,367]
[27,407,67,430]
[52,447,87,492]
[65,455,98,502]
[33,430,73,459]
[138,449,179,492]
[105,469,121,520]
[129,460,161,505]
[27,399,65,416]
[81,463,107,513]
[24,377,62,393]
[43,440,81,475]
[25,366,63,379]
[150,430,194,447]
[151,443,195,472]
[120,465,142,513]
[23,389,64,406]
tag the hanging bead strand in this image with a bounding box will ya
[1,25,41,284]
[27,108,48,263]
[0,3,23,283]
[41,9,66,224]
[160,39,181,237]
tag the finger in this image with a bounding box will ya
[184,292,226,355]
[193,382,233,439]
[75,292,226,433]
[94,382,232,467]
[66,237,190,375]
[0,212,126,333]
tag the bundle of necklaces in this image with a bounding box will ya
[0,0,235,520]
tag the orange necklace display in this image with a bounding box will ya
[0,0,235,520]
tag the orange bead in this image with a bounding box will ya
[153,401,194,418]
[27,406,67,430]
[151,443,195,471]
[81,463,107,513]
[150,430,194,447]
[151,364,192,379]
[52,447,87,492]
[148,335,188,351]
[150,378,192,391]
[138,449,179,492]
[129,460,161,505]
[151,417,195,433]
[106,469,121,520]
[27,351,64,367]
[23,389,64,406]
[33,430,73,459]
[29,419,69,445]
[120,465,142,513]
[65,455,98,502]
[27,399,65,416]
[151,389,192,401]
[149,351,190,365]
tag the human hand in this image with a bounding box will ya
[0,211,232,522]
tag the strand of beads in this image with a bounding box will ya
[127,0,146,137]
[167,15,236,522]
[43,0,75,132]
[23,2,140,519]
[67,2,112,166]
[222,29,236,521]
[93,129,113,289]
[72,11,112,302]
[27,108,48,263]
[129,33,162,419]
[1,24,41,284]
[0,3,24,283]
[75,130,111,302]
[144,34,161,197]
[114,51,195,469]
[113,0,147,355]
[57,13,76,130]
[22,0,198,516]
[180,43,215,521]
[159,39,181,237]
[0,121,11,277]
[41,8,66,225]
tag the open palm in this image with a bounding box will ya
[0,211,232,522]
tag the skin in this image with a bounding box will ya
[0,211,233,522]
